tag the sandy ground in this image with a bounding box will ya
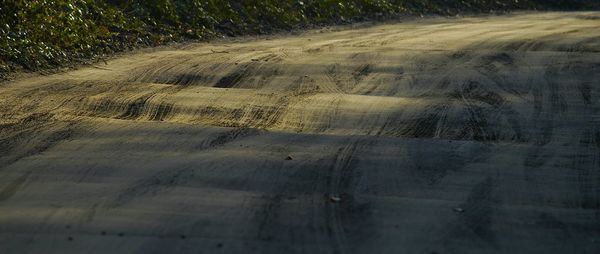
[1,12,600,254]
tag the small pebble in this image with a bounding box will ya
[330,196,342,203]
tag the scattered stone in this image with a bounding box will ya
[453,207,465,213]
[330,196,342,203]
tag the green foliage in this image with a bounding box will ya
[0,0,147,72]
[1,0,598,78]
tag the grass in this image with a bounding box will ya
[1,0,598,79]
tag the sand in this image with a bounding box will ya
[1,12,599,254]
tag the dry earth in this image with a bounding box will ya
[1,12,600,254]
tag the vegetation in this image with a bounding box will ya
[1,0,599,79]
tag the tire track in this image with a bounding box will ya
[108,127,261,208]
[324,140,361,254]
[0,114,77,205]
[251,138,374,254]
[443,177,501,251]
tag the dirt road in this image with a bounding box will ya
[1,12,599,254]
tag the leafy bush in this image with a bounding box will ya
[0,0,147,72]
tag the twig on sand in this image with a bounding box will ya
[211,49,230,54]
